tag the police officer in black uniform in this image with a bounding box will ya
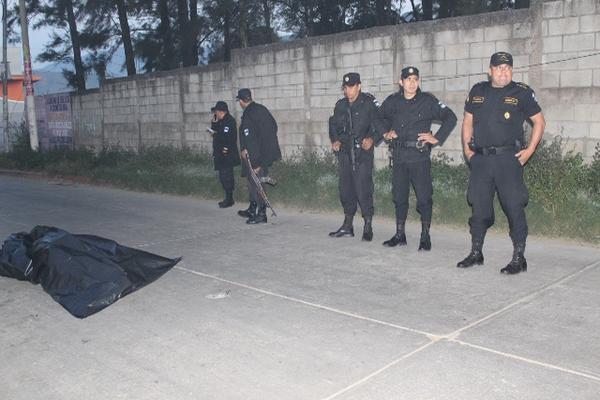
[210,101,240,208]
[328,72,387,241]
[236,88,281,224]
[457,52,545,274]
[379,66,457,250]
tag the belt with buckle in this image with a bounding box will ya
[472,145,517,155]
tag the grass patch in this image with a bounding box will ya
[1,135,598,244]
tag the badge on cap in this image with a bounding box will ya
[504,112,511,119]
[408,68,414,74]
[345,76,350,82]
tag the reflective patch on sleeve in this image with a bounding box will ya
[373,98,380,108]
[244,128,250,136]
[224,126,230,133]
[438,101,447,109]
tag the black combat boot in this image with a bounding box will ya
[383,221,407,247]
[362,216,373,242]
[238,201,257,218]
[218,191,234,208]
[329,214,354,237]
[500,242,527,275]
[418,222,431,251]
[247,205,267,224]
[457,239,484,268]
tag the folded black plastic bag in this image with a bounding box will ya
[0,226,181,318]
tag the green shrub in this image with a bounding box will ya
[0,137,598,243]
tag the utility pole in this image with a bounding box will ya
[18,0,38,150]
[2,0,9,151]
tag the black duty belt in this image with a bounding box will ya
[391,140,427,150]
[472,145,517,155]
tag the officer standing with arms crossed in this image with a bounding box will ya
[209,101,240,208]
[328,72,387,241]
[457,52,545,274]
[236,88,281,224]
[379,66,457,250]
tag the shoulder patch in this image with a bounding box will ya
[516,82,531,90]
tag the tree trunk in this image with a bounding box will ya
[189,0,199,65]
[262,0,273,43]
[239,0,248,48]
[224,11,231,61]
[177,0,192,66]
[65,0,85,90]
[158,0,175,70]
[375,0,391,26]
[115,0,136,75]
[422,0,433,20]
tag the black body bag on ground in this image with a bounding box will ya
[0,226,181,318]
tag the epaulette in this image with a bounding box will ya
[362,92,380,107]
[421,91,438,101]
[515,82,531,91]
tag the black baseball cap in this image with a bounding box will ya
[342,72,361,86]
[236,88,252,101]
[210,101,229,112]
[490,51,513,67]
[401,66,419,80]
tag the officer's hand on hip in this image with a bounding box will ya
[383,130,398,141]
[332,140,342,152]
[515,147,534,166]
[222,147,228,155]
[253,166,261,174]
[241,149,248,159]
[417,131,438,145]
[464,148,475,162]
[361,137,374,150]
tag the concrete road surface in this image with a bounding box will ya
[1,175,599,400]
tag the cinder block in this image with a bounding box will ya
[548,17,579,36]
[564,0,596,16]
[445,76,470,92]
[433,60,457,77]
[541,70,560,88]
[457,59,483,75]
[542,52,578,70]
[577,51,600,69]
[543,36,563,53]
[543,1,563,18]
[484,25,511,41]
[458,28,484,43]
[360,51,381,66]
[470,42,496,58]
[342,54,361,67]
[513,23,532,39]
[560,70,593,87]
[563,33,595,51]
[409,34,426,48]
[445,43,469,60]
[580,14,600,33]
[574,104,600,121]
[589,123,600,139]
[434,30,459,45]
[422,46,445,61]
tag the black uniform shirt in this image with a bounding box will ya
[379,90,457,162]
[329,92,387,147]
[465,81,542,148]
[211,113,240,170]
[239,102,281,169]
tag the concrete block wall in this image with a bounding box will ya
[69,0,600,164]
